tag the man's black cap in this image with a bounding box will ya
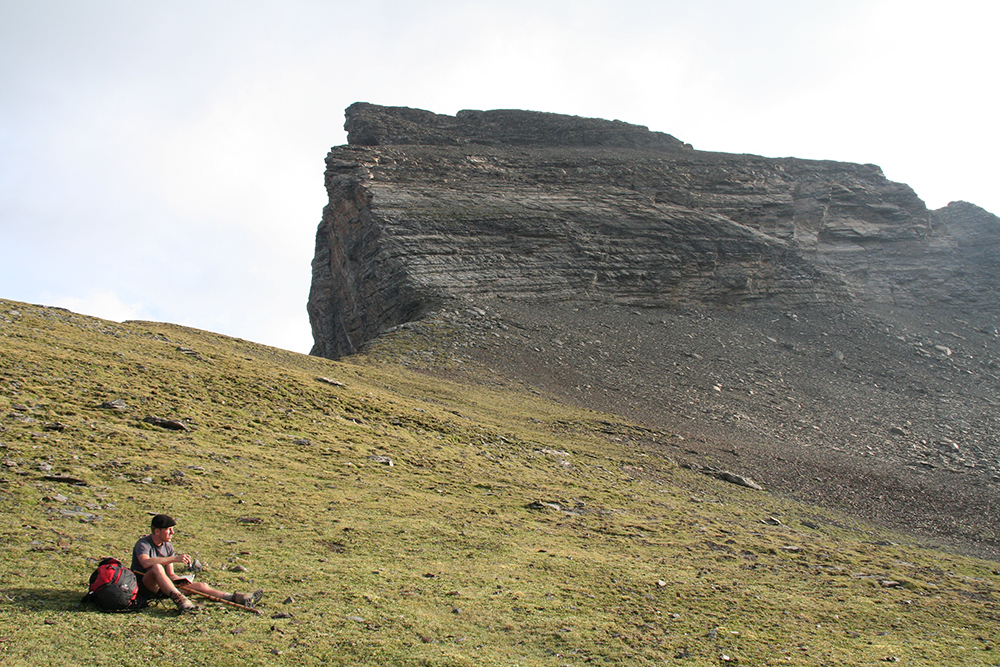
[151,514,177,529]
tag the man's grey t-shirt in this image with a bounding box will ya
[131,535,174,573]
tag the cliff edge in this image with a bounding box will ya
[308,103,1000,558]
[309,103,998,359]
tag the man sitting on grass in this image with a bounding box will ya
[132,514,262,613]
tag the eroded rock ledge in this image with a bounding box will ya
[343,101,691,150]
[308,103,999,359]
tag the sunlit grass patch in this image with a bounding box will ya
[0,299,998,666]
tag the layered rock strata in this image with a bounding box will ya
[309,103,999,359]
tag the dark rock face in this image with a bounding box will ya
[309,103,1000,558]
[309,103,999,359]
[343,101,691,150]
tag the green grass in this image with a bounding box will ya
[0,298,998,666]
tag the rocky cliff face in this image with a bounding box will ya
[309,103,998,359]
[309,104,1000,558]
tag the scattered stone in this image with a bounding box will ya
[293,438,312,446]
[347,616,366,623]
[762,516,783,526]
[229,564,249,573]
[142,416,189,431]
[236,517,264,524]
[368,455,393,466]
[272,612,293,619]
[889,426,907,436]
[527,500,564,512]
[42,474,87,486]
[43,422,65,432]
[714,471,764,491]
[59,507,100,522]
[101,399,129,411]
[316,377,346,387]
[282,596,295,604]
[539,448,570,457]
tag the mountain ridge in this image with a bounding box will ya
[308,103,1000,559]
[310,104,999,359]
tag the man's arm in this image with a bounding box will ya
[162,556,193,582]
[135,546,191,572]
[136,551,185,571]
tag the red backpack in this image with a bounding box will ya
[82,557,145,611]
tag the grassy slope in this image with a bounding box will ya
[0,298,997,667]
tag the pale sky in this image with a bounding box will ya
[2,0,997,353]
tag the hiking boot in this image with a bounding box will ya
[233,589,264,608]
[169,590,199,613]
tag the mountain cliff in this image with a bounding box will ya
[309,103,998,359]
[308,103,1000,558]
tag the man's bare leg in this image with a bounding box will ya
[141,565,198,612]
[180,582,262,607]
[142,566,261,607]
[181,581,230,599]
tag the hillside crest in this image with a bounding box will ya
[308,103,1000,559]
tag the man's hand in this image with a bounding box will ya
[175,553,192,566]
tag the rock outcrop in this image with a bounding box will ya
[309,103,998,359]
[308,103,1000,559]
[343,101,691,150]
